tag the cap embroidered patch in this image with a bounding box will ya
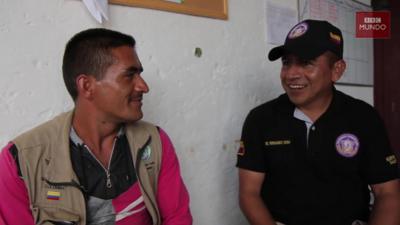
[237,141,245,156]
[330,32,341,43]
[288,22,308,39]
[141,146,152,161]
[47,191,61,200]
[335,133,359,157]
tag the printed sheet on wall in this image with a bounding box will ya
[299,0,373,86]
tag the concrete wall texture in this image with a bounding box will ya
[0,0,372,224]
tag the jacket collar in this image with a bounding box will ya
[46,110,78,183]
[275,86,344,119]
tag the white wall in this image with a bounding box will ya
[336,0,373,105]
[336,85,373,105]
[356,0,371,6]
[0,0,372,224]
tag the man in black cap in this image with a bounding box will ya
[237,19,400,225]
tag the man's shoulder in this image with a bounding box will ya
[335,90,377,116]
[13,111,73,149]
[125,120,161,145]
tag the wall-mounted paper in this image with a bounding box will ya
[82,0,109,23]
[266,1,297,45]
[299,0,373,86]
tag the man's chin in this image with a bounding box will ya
[287,95,307,106]
[114,112,142,124]
[126,113,143,123]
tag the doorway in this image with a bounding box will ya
[374,0,400,160]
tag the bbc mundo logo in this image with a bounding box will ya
[359,17,387,31]
[356,11,390,38]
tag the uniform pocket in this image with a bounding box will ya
[32,206,80,225]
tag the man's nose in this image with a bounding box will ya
[284,64,302,79]
[134,75,149,93]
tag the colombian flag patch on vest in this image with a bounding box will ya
[47,191,61,200]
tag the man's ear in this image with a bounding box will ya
[76,74,95,99]
[332,59,346,82]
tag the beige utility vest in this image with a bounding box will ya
[13,111,162,225]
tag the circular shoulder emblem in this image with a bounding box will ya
[141,146,152,161]
[288,22,308,39]
[335,133,359,158]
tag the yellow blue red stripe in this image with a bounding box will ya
[47,191,61,200]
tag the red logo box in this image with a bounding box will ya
[356,11,391,39]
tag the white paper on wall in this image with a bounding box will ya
[266,1,298,45]
[82,0,109,23]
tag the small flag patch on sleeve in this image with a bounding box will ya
[237,141,245,156]
[47,191,61,200]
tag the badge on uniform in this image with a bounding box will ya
[335,133,359,157]
[386,155,397,165]
[47,191,61,200]
[265,140,291,146]
[141,146,152,161]
[237,141,245,156]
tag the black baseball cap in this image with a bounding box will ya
[268,19,343,61]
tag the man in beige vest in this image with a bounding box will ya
[0,28,192,225]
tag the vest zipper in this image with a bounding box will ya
[83,137,117,189]
[106,170,112,188]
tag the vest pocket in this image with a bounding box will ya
[32,206,80,225]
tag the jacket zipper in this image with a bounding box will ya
[83,137,117,189]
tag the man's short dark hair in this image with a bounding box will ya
[62,28,136,101]
[325,51,341,68]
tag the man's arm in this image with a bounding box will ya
[369,179,400,225]
[239,168,277,225]
[0,143,34,225]
[156,128,192,225]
